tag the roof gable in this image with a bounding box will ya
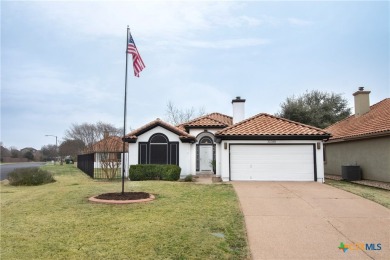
[216,113,331,140]
[179,113,233,129]
[124,118,196,143]
[325,98,390,141]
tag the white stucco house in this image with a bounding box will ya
[124,97,331,182]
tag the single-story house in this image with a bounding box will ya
[324,88,390,182]
[124,97,331,182]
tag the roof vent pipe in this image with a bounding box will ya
[232,96,246,124]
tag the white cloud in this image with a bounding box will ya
[169,81,232,113]
[1,56,126,148]
[287,18,312,26]
[3,62,113,102]
[26,1,262,40]
[2,59,122,121]
[239,16,263,27]
[2,0,388,151]
[181,38,270,49]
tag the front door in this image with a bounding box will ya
[199,146,213,171]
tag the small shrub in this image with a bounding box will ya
[8,168,55,186]
[161,165,181,181]
[129,164,181,181]
[128,165,159,181]
[184,174,193,182]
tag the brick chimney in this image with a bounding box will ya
[103,131,109,139]
[353,87,371,117]
[232,96,246,124]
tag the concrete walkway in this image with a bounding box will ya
[232,182,389,259]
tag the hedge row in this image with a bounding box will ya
[8,168,55,186]
[129,164,181,181]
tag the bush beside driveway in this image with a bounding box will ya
[1,165,249,259]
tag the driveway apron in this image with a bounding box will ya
[232,182,390,260]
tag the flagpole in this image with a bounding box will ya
[122,26,130,194]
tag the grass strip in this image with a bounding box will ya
[325,179,390,209]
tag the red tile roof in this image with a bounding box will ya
[124,118,196,143]
[325,98,390,141]
[179,113,233,129]
[216,113,330,139]
[91,136,128,152]
[125,112,333,142]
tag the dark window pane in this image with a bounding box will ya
[150,144,168,164]
[140,144,147,164]
[170,143,177,165]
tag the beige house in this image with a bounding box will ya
[324,88,390,182]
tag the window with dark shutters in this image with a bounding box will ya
[138,133,179,166]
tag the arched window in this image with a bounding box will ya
[138,133,179,165]
[150,134,168,144]
[199,136,213,145]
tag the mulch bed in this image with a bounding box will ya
[95,192,150,201]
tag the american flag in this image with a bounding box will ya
[127,32,145,77]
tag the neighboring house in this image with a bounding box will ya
[124,97,331,182]
[90,133,129,179]
[20,147,41,161]
[1,146,37,162]
[324,88,390,182]
[20,147,38,154]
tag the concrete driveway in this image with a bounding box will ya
[232,182,389,259]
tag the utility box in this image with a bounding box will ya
[341,166,361,181]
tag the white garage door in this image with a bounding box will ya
[230,145,315,181]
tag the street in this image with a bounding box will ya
[0,162,46,181]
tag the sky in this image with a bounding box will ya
[1,0,389,150]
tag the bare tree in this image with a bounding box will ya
[0,146,11,161]
[41,144,57,161]
[59,139,85,159]
[64,122,122,153]
[98,137,124,180]
[9,147,21,158]
[165,101,206,125]
[91,133,125,180]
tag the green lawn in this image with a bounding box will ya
[325,179,390,209]
[1,165,249,259]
